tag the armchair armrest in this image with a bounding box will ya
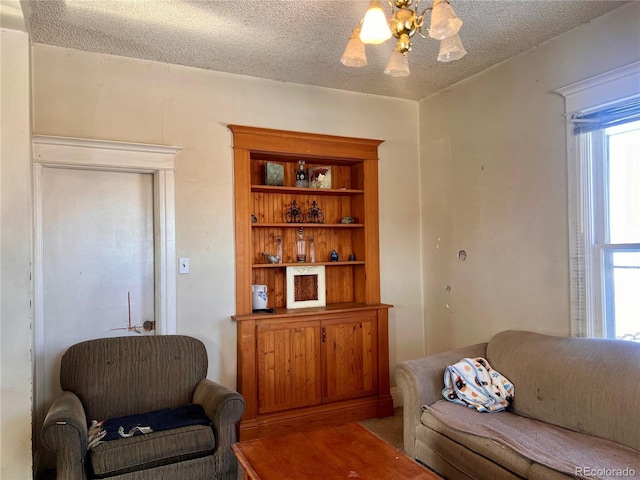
[193,378,245,480]
[394,343,487,458]
[40,391,88,480]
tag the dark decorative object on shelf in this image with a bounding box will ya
[340,215,355,224]
[305,200,325,223]
[295,160,309,188]
[348,253,356,261]
[329,250,339,262]
[285,200,304,223]
[251,214,258,223]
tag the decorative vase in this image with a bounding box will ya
[276,236,283,263]
[329,250,339,262]
[296,228,307,262]
[309,236,315,263]
[252,285,268,310]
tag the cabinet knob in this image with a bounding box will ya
[322,327,326,343]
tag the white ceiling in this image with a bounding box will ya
[21,0,628,101]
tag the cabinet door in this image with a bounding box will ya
[321,311,378,403]
[257,321,321,414]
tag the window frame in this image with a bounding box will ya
[555,62,640,338]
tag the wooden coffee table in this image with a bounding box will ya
[231,422,439,480]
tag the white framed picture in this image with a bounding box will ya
[286,265,326,309]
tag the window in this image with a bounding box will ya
[556,63,640,341]
[580,120,640,340]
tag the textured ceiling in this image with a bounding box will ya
[21,0,628,101]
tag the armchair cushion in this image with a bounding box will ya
[94,404,211,442]
[89,424,215,478]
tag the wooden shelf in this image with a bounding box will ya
[253,261,365,269]
[252,223,364,228]
[251,185,364,196]
[232,302,393,322]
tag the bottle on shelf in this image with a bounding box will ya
[295,160,309,188]
[276,236,283,263]
[309,236,315,263]
[296,228,307,262]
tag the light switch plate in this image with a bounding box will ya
[179,257,190,274]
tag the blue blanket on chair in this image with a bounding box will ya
[88,404,211,448]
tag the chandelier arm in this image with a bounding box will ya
[386,0,394,14]
[416,5,432,38]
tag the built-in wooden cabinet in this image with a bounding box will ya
[229,125,393,440]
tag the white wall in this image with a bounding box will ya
[30,46,424,394]
[1,15,34,480]
[419,2,640,353]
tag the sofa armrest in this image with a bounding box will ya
[193,378,245,480]
[394,343,487,458]
[40,391,88,480]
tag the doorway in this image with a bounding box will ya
[32,135,180,470]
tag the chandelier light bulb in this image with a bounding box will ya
[429,0,463,40]
[341,28,368,67]
[384,50,410,77]
[437,33,467,62]
[360,0,392,44]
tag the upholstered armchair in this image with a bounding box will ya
[41,335,245,480]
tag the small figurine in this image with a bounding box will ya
[262,252,280,264]
[329,250,339,262]
[348,253,356,261]
[340,216,355,224]
[251,214,258,223]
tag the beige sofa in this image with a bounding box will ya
[395,330,640,480]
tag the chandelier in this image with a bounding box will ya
[341,0,466,77]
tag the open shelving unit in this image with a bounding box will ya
[229,125,393,440]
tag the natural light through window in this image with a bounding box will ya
[602,121,640,340]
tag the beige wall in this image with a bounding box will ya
[419,2,640,353]
[5,2,638,475]
[30,46,424,394]
[1,22,33,480]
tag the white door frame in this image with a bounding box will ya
[32,135,181,425]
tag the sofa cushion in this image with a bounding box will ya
[486,330,640,450]
[424,400,640,479]
[422,404,532,478]
[415,424,524,480]
[89,425,215,478]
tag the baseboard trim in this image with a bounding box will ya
[391,386,403,408]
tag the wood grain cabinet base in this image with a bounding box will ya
[229,126,393,440]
